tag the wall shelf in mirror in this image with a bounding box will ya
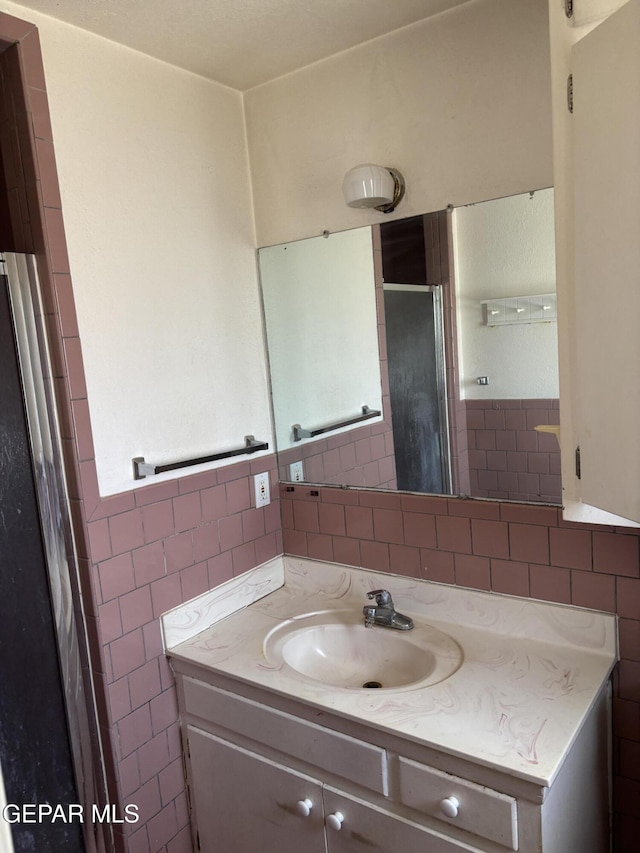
[482,293,557,325]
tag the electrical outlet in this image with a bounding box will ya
[289,461,304,482]
[254,472,270,507]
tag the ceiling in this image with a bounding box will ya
[15,0,471,91]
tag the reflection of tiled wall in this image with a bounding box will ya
[278,420,396,489]
[0,14,281,852]
[281,483,640,853]
[466,399,561,503]
[278,227,397,491]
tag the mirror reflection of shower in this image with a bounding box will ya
[258,188,559,505]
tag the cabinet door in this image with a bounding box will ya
[572,0,640,523]
[187,726,325,853]
[323,786,480,853]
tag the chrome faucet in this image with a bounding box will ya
[363,589,414,631]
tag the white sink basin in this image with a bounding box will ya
[263,610,463,691]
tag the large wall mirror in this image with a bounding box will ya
[259,188,560,505]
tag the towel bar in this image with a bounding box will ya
[292,406,381,442]
[133,435,268,480]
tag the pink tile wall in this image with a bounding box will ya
[466,399,561,503]
[94,457,281,853]
[281,483,640,853]
[0,15,281,853]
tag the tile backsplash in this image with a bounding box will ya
[281,483,640,853]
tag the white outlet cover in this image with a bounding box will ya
[289,461,304,482]
[254,472,270,507]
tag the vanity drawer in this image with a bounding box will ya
[182,677,388,795]
[398,756,518,850]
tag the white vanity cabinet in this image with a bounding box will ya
[173,665,611,853]
[187,729,324,853]
[187,728,474,853]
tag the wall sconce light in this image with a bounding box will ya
[342,164,405,214]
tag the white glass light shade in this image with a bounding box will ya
[342,164,395,209]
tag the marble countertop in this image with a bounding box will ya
[165,556,617,787]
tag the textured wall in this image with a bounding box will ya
[3,0,273,497]
[245,0,553,247]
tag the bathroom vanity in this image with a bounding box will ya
[165,557,617,853]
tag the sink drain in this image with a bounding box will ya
[362,680,383,689]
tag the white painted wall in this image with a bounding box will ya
[259,227,382,450]
[4,2,272,496]
[245,0,553,248]
[453,189,559,399]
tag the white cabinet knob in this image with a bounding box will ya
[440,796,460,819]
[295,798,313,817]
[326,811,344,831]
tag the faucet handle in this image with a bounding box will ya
[367,589,392,605]
[363,606,376,628]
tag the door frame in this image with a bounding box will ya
[3,255,108,852]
